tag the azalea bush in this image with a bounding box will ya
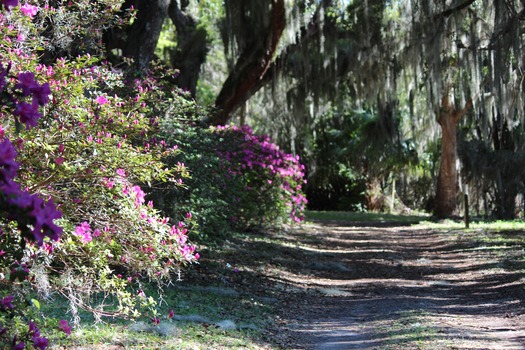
[155,121,308,238]
[0,56,61,350]
[0,2,198,348]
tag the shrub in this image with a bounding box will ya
[155,121,307,238]
[0,3,198,348]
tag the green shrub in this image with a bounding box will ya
[155,122,308,238]
[0,4,198,347]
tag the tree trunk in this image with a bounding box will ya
[104,0,170,71]
[167,1,208,98]
[434,95,472,218]
[123,0,170,70]
[209,0,286,125]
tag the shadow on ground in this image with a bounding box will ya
[185,220,525,349]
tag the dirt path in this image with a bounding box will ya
[268,221,525,349]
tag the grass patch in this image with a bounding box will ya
[417,219,525,232]
[43,282,274,349]
[40,231,282,349]
[305,210,429,224]
[380,310,440,350]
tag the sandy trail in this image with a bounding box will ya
[275,222,525,349]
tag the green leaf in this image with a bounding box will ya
[31,299,41,310]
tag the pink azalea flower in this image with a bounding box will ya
[95,95,108,105]
[58,320,71,335]
[74,222,92,243]
[20,4,38,18]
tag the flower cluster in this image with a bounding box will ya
[215,125,307,224]
[0,62,61,246]
[0,57,62,350]
[155,121,308,237]
[0,2,199,348]
[0,293,71,349]
[1,63,51,129]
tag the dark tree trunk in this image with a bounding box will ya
[210,0,286,125]
[104,0,169,70]
[492,115,518,219]
[434,95,472,218]
[167,1,208,98]
[123,0,170,70]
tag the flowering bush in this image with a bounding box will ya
[0,2,198,348]
[0,49,62,350]
[155,121,307,237]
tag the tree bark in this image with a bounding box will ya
[210,0,286,125]
[167,1,208,98]
[434,95,472,218]
[104,0,170,70]
[123,0,170,70]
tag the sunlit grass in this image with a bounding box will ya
[305,210,430,223]
[47,322,267,349]
[45,283,273,349]
[416,219,525,231]
[43,250,275,349]
[381,310,440,350]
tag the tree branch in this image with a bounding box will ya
[434,0,476,20]
[210,0,286,125]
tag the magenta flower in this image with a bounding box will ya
[1,0,18,11]
[13,100,41,128]
[0,295,14,310]
[96,95,108,105]
[102,178,115,189]
[131,185,145,208]
[20,4,38,18]
[32,335,48,350]
[74,222,92,243]
[15,72,39,96]
[42,242,54,254]
[168,309,174,319]
[58,320,71,335]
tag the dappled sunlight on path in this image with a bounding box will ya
[274,222,525,349]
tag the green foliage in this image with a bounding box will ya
[307,103,420,211]
[154,121,307,239]
[305,210,429,223]
[0,5,198,346]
